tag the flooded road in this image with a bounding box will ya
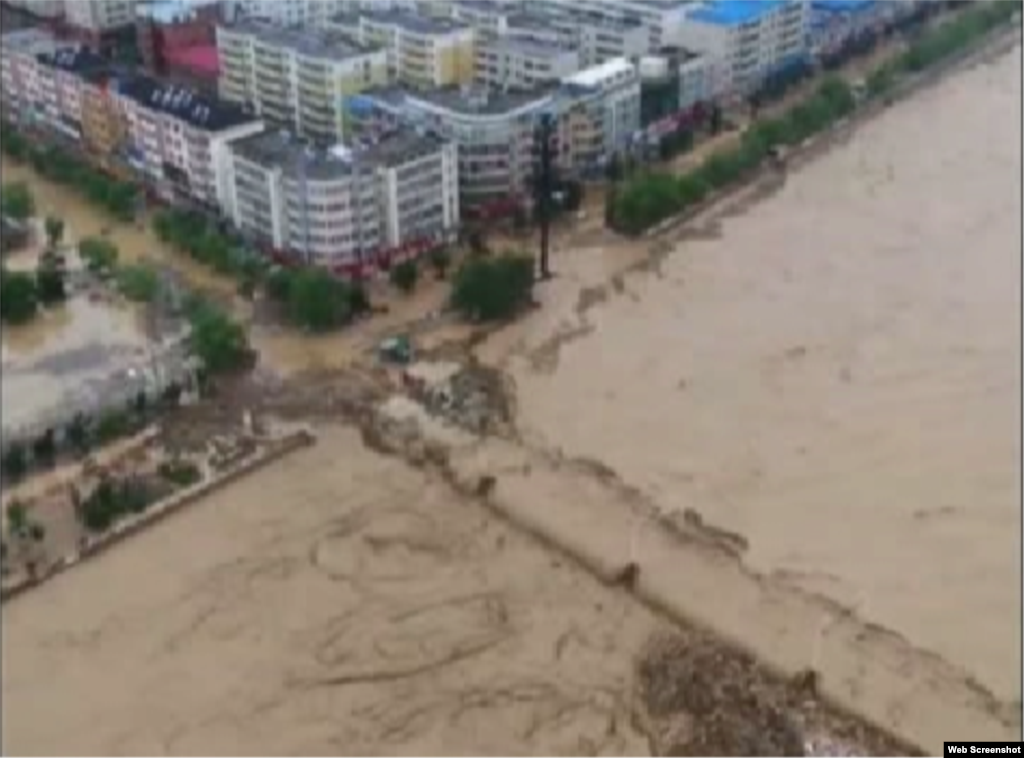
[507,45,1022,700]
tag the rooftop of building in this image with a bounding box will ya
[483,37,578,60]
[562,57,636,88]
[687,0,791,26]
[657,44,705,62]
[219,19,380,61]
[115,74,258,131]
[136,0,220,25]
[164,43,219,75]
[231,129,357,180]
[359,129,447,168]
[409,83,557,116]
[0,27,62,52]
[36,46,109,73]
[333,7,472,36]
[810,0,877,11]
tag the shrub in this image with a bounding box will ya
[390,259,419,293]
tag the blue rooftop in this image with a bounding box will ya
[688,0,790,26]
[810,0,876,11]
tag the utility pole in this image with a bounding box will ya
[533,111,556,280]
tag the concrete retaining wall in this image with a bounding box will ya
[0,428,316,604]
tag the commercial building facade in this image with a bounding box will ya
[216,20,388,144]
[327,9,475,90]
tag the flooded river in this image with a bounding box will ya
[507,44,1022,700]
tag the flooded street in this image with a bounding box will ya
[507,45,1022,700]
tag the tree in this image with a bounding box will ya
[605,154,623,183]
[66,412,91,454]
[390,259,419,293]
[35,258,67,304]
[32,428,56,467]
[6,500,29,535]
[78,237,119,274]
[1,181,35,220]
[286,268,352,331]
[44,216,64,248]
[451,253,534,322]
[116,263,160,302]
[347,282,371,316]
[0,268,39,324]
[2,444,28,481]
[429,247,452,279]
[186,301,251,374]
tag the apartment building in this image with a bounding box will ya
[353,85,556,209]
[528,0,693,50]
[809,0,886,56]
[115,76,263,209]
[222,0,351,26]
[505,9,649,68]
[327,9,475,90]
[35,47,110,142]
[3,0,65,19]
[676,48,712,109]
[475,38,580,90]
[675,0,811,96]
[80,68,130,169]
[136,1,218,69]
[64,0,137,31]
[560,57,641,169]
[0,28,77,127]
[225,129,457,271]
[217,20,388,144]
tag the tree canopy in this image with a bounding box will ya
[0,267,38,324]
[1,181,35,220]
[78,237,119,274]
[450,253,534,322]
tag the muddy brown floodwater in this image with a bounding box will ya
[506,44,1023,702]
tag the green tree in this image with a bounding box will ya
[390,259,419,293]
[286,268,352,331]
[0,268,39,324]
[186,302,251,374]
[78,237,119,274]
[6,499,29,535]
[66,412,92,454]
[265,267,294,302]
[429,247,452,279]
[2,444,28,481]
[451,253,534,322]
[1,181,35,220]
[35,258,67,305]
[32,429,56,466]
[116,263,161,302]
[44,216,65,248]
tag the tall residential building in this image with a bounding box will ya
[675,0,811,96]
[225,129,458,271]
[222,0,353,26]
[216,20,388,144]
[326,9,475,90]
[114,75,264,209]
[0,28,78,125]
[4,0,65,19]
[352,85,556,208]
[35,47,110,143]
[505,9,649,68]
[475,38,580,91]
[527,0,694,50]
[560,57,641,169]
[64,0,137,31]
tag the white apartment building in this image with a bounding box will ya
[326,9,475,89]
[221,0,352,26]
[114,76,263,209]
[528,0,693,50]
[64,0,137,31]
[217,20,388,144]
[676,48,712,109]
[561,57,641,167]
[4,0,65,19]
[505,9,649,68]
[0,29,78,125]
[34,47,109,141]
[675,0,811,96]
[475,38,580,91]
[225,129,458,269]
[354,86,556,207]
